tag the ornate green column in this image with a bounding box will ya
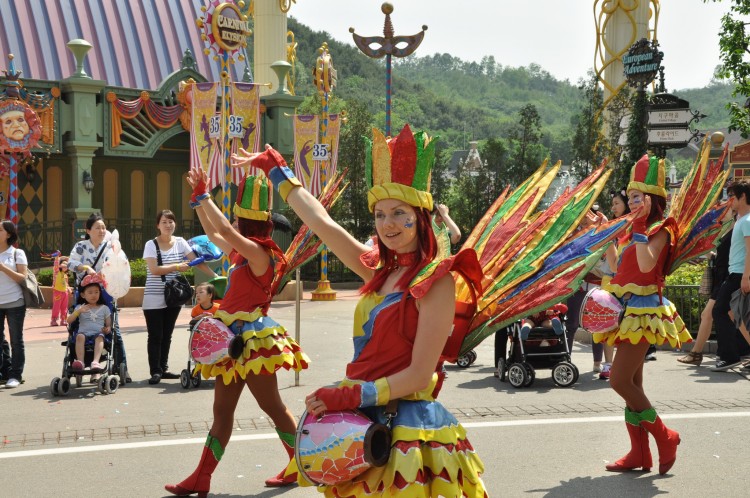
[59,39,105,242]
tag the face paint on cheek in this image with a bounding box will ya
[404,217,415,229]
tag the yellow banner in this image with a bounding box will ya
[320,113,341,181]
[293,115,320,196]
[190,82,219,172]
[230,83,261,153]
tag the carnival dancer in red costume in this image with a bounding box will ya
[164,172,309,497]
[232,125,488,497]
[595,155,690,475]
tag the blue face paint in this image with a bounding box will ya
[404,218,415,229]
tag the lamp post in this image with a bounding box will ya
[350,2,426,136]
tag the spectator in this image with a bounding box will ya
[711,182,750,371]
[677,225,732,366]
[50,256,71,326]
[0,220,27,389]
[433,203,461,245]
[143,209,216,385]
[69,213,130,383]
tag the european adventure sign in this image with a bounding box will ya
[623,38,663,87]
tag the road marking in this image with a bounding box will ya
[2,411,750,460]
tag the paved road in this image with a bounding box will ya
[2,293,748,497]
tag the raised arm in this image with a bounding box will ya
[188,168,270,276]
[436,204,461,245]
[233,145,373,281]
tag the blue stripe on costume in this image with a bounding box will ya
[362,399,459,430]
[229,315,283,335]
[353,292,401,362]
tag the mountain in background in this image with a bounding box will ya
[287,17,739,162]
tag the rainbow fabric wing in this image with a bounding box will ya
[272,170,348,295]
[454,159,630,356]
[666,138,731,274]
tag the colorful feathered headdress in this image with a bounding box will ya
[365,124,437,212]
[628,154,667,198]
[234,173,272,221]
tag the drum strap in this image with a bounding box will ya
[383,399,399,428]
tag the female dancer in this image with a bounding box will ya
[596,155,689,475]
[164,171,309,496]
[235,125,487,497]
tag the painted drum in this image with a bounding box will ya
[580,288,624,334]
[295,409,391,486]
[189,317,234,364]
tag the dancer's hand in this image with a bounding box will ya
[306,385,362,416]
[188,168,210,202]
[232,144,287,177]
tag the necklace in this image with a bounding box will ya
[394,251,418,269]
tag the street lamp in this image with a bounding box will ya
[82,170,94,193]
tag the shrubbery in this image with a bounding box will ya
[36,259,195,287]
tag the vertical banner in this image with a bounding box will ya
[293,115,320,196]
[230,82,261,185]
[190,82,219,173]
[0,157,9,220]
[320,113,340,180]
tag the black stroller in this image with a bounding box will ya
[496,320,579,388]
[50,291,124,396]
[180,317,204,389]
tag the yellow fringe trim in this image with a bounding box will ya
[195,324,309,385]
[214,308,264,326]
[607,282,659,297]
[593,303,692,348]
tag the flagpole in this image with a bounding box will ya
[311,43,337,301]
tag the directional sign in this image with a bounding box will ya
[648,109,692,126]
[648,128,692,144]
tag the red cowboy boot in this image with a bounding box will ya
[639,407,680,475]
[265,429,297,487]
[606,408,652,472]
[165,434,224,497]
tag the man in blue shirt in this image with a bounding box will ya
[711,181,750,371]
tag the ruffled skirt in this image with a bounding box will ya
[295,399,487,498]
[592,293,693,348]
[195,314,309,385]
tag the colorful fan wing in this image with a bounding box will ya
[666,139,731,275]
[189,317,234,364]
[273,170,348,294]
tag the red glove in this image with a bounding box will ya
[314,385,363,412]
[190,176,209,207]
[251,147,287,177]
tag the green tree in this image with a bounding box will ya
[602,88,632,189]
[331,100,374,243]
[705,0,750,137]
[481,138,508,200]
[570,72,605,181]
[506,104,545,186]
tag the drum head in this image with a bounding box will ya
[580,288,623,334]
[295,409,381,486]
[189,317,234,364]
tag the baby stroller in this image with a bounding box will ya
[50,288,123,396]
[496,319,579,388]
[180,317,204,389]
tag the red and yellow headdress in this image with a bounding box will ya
[234,173,272,221]
[628,154,667,198]
[365,124,437,212]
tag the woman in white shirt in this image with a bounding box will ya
[143,210,215,385]
[69,213,130,382]
[0,220,28,389]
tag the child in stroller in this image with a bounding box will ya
[51,275,121,396]
[68,274,111,382]
[182,282,221,389]
[496,303,579,388]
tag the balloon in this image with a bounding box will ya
[100,229,131,299]
[188,235,223,262]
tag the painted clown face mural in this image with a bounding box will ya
[1,109,29,141]
[0,101,42,154]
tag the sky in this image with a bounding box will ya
[289,0,732,90]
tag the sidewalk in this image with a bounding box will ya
[22,288,363,343]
